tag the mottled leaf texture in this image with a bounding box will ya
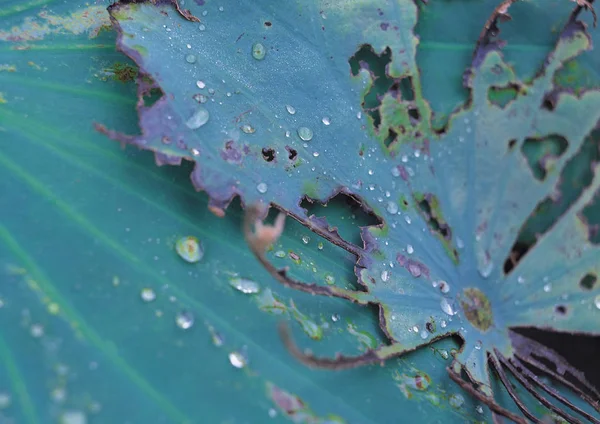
[100,0,600,421]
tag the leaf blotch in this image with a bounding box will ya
[460,288,493,332]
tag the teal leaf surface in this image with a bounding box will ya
[0,0,599,423]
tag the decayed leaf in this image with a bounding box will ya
[99,0,600,422]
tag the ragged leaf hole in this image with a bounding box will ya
[488,85,518,108]
[262,147,276,162]
[521,134,569,181]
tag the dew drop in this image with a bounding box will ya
[381,270,389,282]
[175,236,204,263]
[543,283,552,293]
[474,340,482,350]
[218,6,224,11]
[229,278,260,294]
[140,288,156,302]
[476,405,484,414]
[256,182,268,193]
[185,107,210,129]
[229,351,247,368]
[325,275,335,285]
[317,242,324,250]
[440,298,455,316]
[59,410,87,424]
[594,295,600,309]
[240,124,255,134]
[391,166,400,177]
[285,104,296,115]
[406,244,414,254]
[356,111,362,119]
[199,24,206,31]
[331,314,340,322]
[252,42,266,60]
[420,330,429,339]
[517,275,525,284]
[185,54,197,64]
[412,325,419,333]
[449,393,465,409]
[268,408,277,418]
[386,201,398,215]
[368,169,374,175]
[30,324,44,338]
[196,80,206,89]
[193,93,208,103]
[440,319,447,328]
[322,116,331,125]
[438,280,450,293]
[404,215,412,224]
[207,324,224,346]
[301,236,310,244]
[176,311,194,329]
[274,250,286,258]
[439,349,449,359]
[297,127,313,141]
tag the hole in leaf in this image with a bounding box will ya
[384,129,398,149]
[507,139,517,151]
[503,130,600,274]
[413,192,458,264]
[262,147,275,162]
[521,134,569,181]
[285,146,297,161]
[554,305,567,316]
[488,85,518,108]
[264,21,272,27]
[142,87,163,108]
[579,273,597,290]
[300,193,382,246]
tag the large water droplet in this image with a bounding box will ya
[59,410,87,424]
[240,124,255,134]
[140,288,156,302]
[440,298,455,316]
[252,42,266,60]
[185,107,209,129]
[256,182,268,193]
[322,116,331,125]
[595,295,600,309]
[185,54,197,64]
[297,127,313,141]
[274,250,286,258]
[229,351,247,368]
[381,270,389,282]
[285,104,296,115]
[449,393,465,408]
[176,311,194,329]
[229,277,260,294]
[386,201,398,215]
[199,24,206,31]
[391,166,400,177]
[175,236,204,263]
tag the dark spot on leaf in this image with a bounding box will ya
[521,134,569,181]
[460,288,493,332]
[264,21,272,27]
[554,305,568,316]
[425,321,435,333]
[579,273,597,290]
[262,147,275,162]
[507,139,517,151]
[380,22,389,31]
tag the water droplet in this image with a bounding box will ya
[420,330,429,339]
[274,250,286,258]
[391,166,400,177]
[175,236,204,263]
[449,393,465,408]
[412,325,419,333]
[268,408,277,418]
[476,405,484,414]
[229,278,260,294]
[229,351,247,368]
[252,42,266,60]
[185,107,209,129]
[438,280,450,293]
[199,24,206,31]
[440,298,455,316]
[218,6,224,11]
[30,324,44,338]
[285,104,296,115]
[207,324,224,346]
[301,236,310,244]
[381,270,389,282]
[594,295,600,309]
[140,288,156,302]
[196,80,206,89]
[256,182,268,193]
[202,10,208,16]
[185,54,197,64]
[322,116,331,125]
[331,314,340,322]
[368,169,374,175]
[439,349,449,359]
[0,392,10,409]
[356,111,362,119]
[175,311,194,329]
[386,201,398,215]
[440,319,447,328]
[193,93,208,103]
[317,242,323,250]
[208,87,215,95]
[240,124,255,134]
[406,244,414,254]
[59,410,87,424]
[543,283,552,292]
[404,215,412,224]
[325,275,335,285]
[297,127,313,141]
[475,340,482,350]
[517,275,525,284]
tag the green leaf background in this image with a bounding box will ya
[0,1,598,423]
